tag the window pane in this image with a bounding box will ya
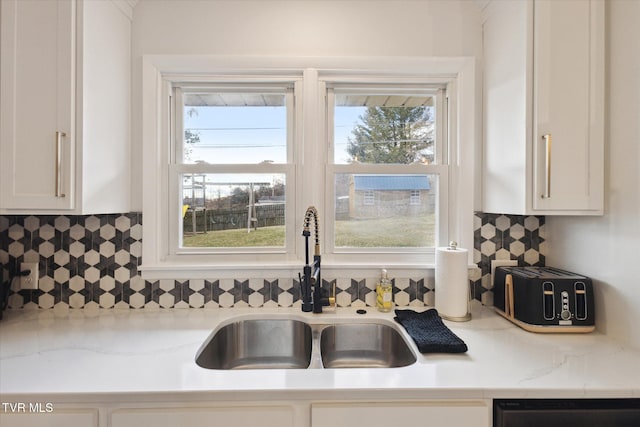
[333,94,436,165]
[181,173,285,248]
[182,92,287,164]
[334,174,437,248]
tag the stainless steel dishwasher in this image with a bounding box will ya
[493,399,640,426]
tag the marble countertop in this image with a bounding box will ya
[1,303,639,402]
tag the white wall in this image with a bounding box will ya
[132,0,481,57]
[130,0,483,210]
[546,0,640,349]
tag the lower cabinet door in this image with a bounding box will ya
[311,401,489,427]
[110,406,295,427]
[0,409,98,427]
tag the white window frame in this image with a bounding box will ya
[323,79,451,266]
[170,83,297,257]
[140,56,477,279]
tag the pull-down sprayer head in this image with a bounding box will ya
[303,206,320,257]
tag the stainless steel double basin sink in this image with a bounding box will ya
[195,318,417,370]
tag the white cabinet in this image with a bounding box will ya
[0,0,76,211]
[311,401,489,427]
[110,405,297,427]
[482,0,604,215]
[0,409,98,427]
[0,0,131,214]
[109,401,488,427]
[1,400,490,427]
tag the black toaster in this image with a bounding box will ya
[493,266,595,333]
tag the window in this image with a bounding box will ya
[141,57,475,277]
[410,190,421,206]
[363,190,375,206]
[172,86,294,252]
[325,84,449,258]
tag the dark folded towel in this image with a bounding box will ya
[394,309,468,354]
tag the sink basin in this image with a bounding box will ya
[196,317,417,370]
[320,323,416,368]
[195,319,312,370]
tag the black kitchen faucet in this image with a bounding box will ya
[299,206,334,313]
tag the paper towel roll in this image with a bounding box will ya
[435,243,470,321]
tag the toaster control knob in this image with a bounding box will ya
[560,291,571,320]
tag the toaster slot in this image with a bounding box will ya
[543,281,555,320]
[575,282,587,320]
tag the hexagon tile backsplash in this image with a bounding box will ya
[472,212,546,306]
[0,212,545,310]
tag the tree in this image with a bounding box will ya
[184,107,201,161]
[185,129,200,145]
[347,106,434,164]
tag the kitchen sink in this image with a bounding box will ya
[195,319,313,369]
[320,323,416,368]
[196,317,417,370]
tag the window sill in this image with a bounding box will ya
[138,262,477,280]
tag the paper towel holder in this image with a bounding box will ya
[438,241,472,322]
[440,291,472,322]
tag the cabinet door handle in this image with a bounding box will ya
[541,133,552,199]
[55,131,66,198]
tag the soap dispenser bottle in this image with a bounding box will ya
[376,269,393,312]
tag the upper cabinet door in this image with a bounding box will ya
[0,0,76,210]
[482,0,604,216]
[532,0,604,212]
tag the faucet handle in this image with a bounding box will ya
[326,281,336,308]
[331,281,336,306]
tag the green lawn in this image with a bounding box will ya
[183,215,435,248]
[335,215,435,247]
[183,226,285,247]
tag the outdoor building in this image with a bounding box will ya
[347,175,434,219]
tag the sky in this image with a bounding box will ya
[183,104,365,166]
[182,103,365,200]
